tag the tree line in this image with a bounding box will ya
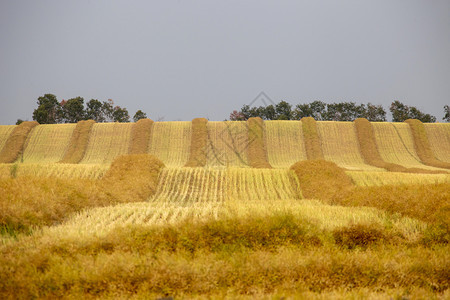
[229,100,450,123]
[19,94,147,125]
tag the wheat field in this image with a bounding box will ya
[0,125,16,153]
[20,124,76,163]
[347,170,450,186]
[317,121,383,171]
[424,123,450,163]
[265,120,308,168]
[372,122,448,172]
[148,121,192,167]
[80,123,133,164]
[206,121,249,167]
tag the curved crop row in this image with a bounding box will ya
[0,125,16,154]
[185,118,208,167]
[247,117,271,168]
[0,121,39,163]
[301,117,324,160]
[129,118,154,154]
[59,120,95,164]
[354,118,445,174]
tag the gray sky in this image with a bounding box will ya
[1,0,449,124]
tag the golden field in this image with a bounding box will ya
[0,118,449,299]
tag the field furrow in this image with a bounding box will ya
[0,125,16,153]
[206,121,249,167]
[372,123,448,171]
[20,124,76,163]
[148,121,191,167]
[317,121,382,171]
[347,171,450,187]
[80,123,133,164]
[265,120,307,168]
[424,123,450,163]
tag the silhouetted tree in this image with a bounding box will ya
[86,99,104,122]
[32,94,60,124]
[113,106,130,122]
[390,100,436,122]
[133,110,147,122]
[444,105,450,122]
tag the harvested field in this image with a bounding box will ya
[317,121,382,171]
[148,121,191,167]
[372,122,448,172]
[265,120,307,168]
[424,123,450,163]
[347,170,450,186]
[0,125,16,153]
[206,121,250,167]
[80,123,133,164]
[21,124,75,163]
[0,163,109,179]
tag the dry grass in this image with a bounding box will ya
[424,123,450,163]
[59,120,95,164]
[129,118,154,154]
[347,170,450,187]
[265,120,308,168]
[21,124,76,163]
[290,160,353,201]
[301,117,324,160]
[0,163,109,180]
[354,118,445,174]
[0,216,447,298]
[0,154,164,233]
[0,125,16,154]
[0,121,39,163]
[317,121,382,171]
[247,117,271,168]
[185,118,208,167]
[80,122,133,164]
[406,119,450,169]
[206,121,250,167]
[149,121,192,167]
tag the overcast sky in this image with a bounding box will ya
[1,0,449,124]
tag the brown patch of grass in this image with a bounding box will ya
[59,120,95,163]
[290,160,353,200]
[185,118,208,167]
[129,118,154,154]
[354,118,444,174]
[0,121,39,163]
[0,154,164,233]
[301,117,324,160]
[247,117,272,168]
[405,119,450,169]
[333,223,387,249]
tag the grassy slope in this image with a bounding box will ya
[301,117,324,160]
[424,123,450,163]
[265,120,307,168]
[59,120,95,164]
[148,121,192,167]
[247,117,272,168]
[21,124,76,163]
[185,118,208,167]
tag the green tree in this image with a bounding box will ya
[133,110,147,122]
[16,119,24,125]
[444,105,450,122]
[86,99,104,122]
[102,99,115,122]
[60,97,85,123]
[32,94,60,124]
[390,100,436,122]
[365,103,386,122]
[275,101,292,120]
[113,106,130,122]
